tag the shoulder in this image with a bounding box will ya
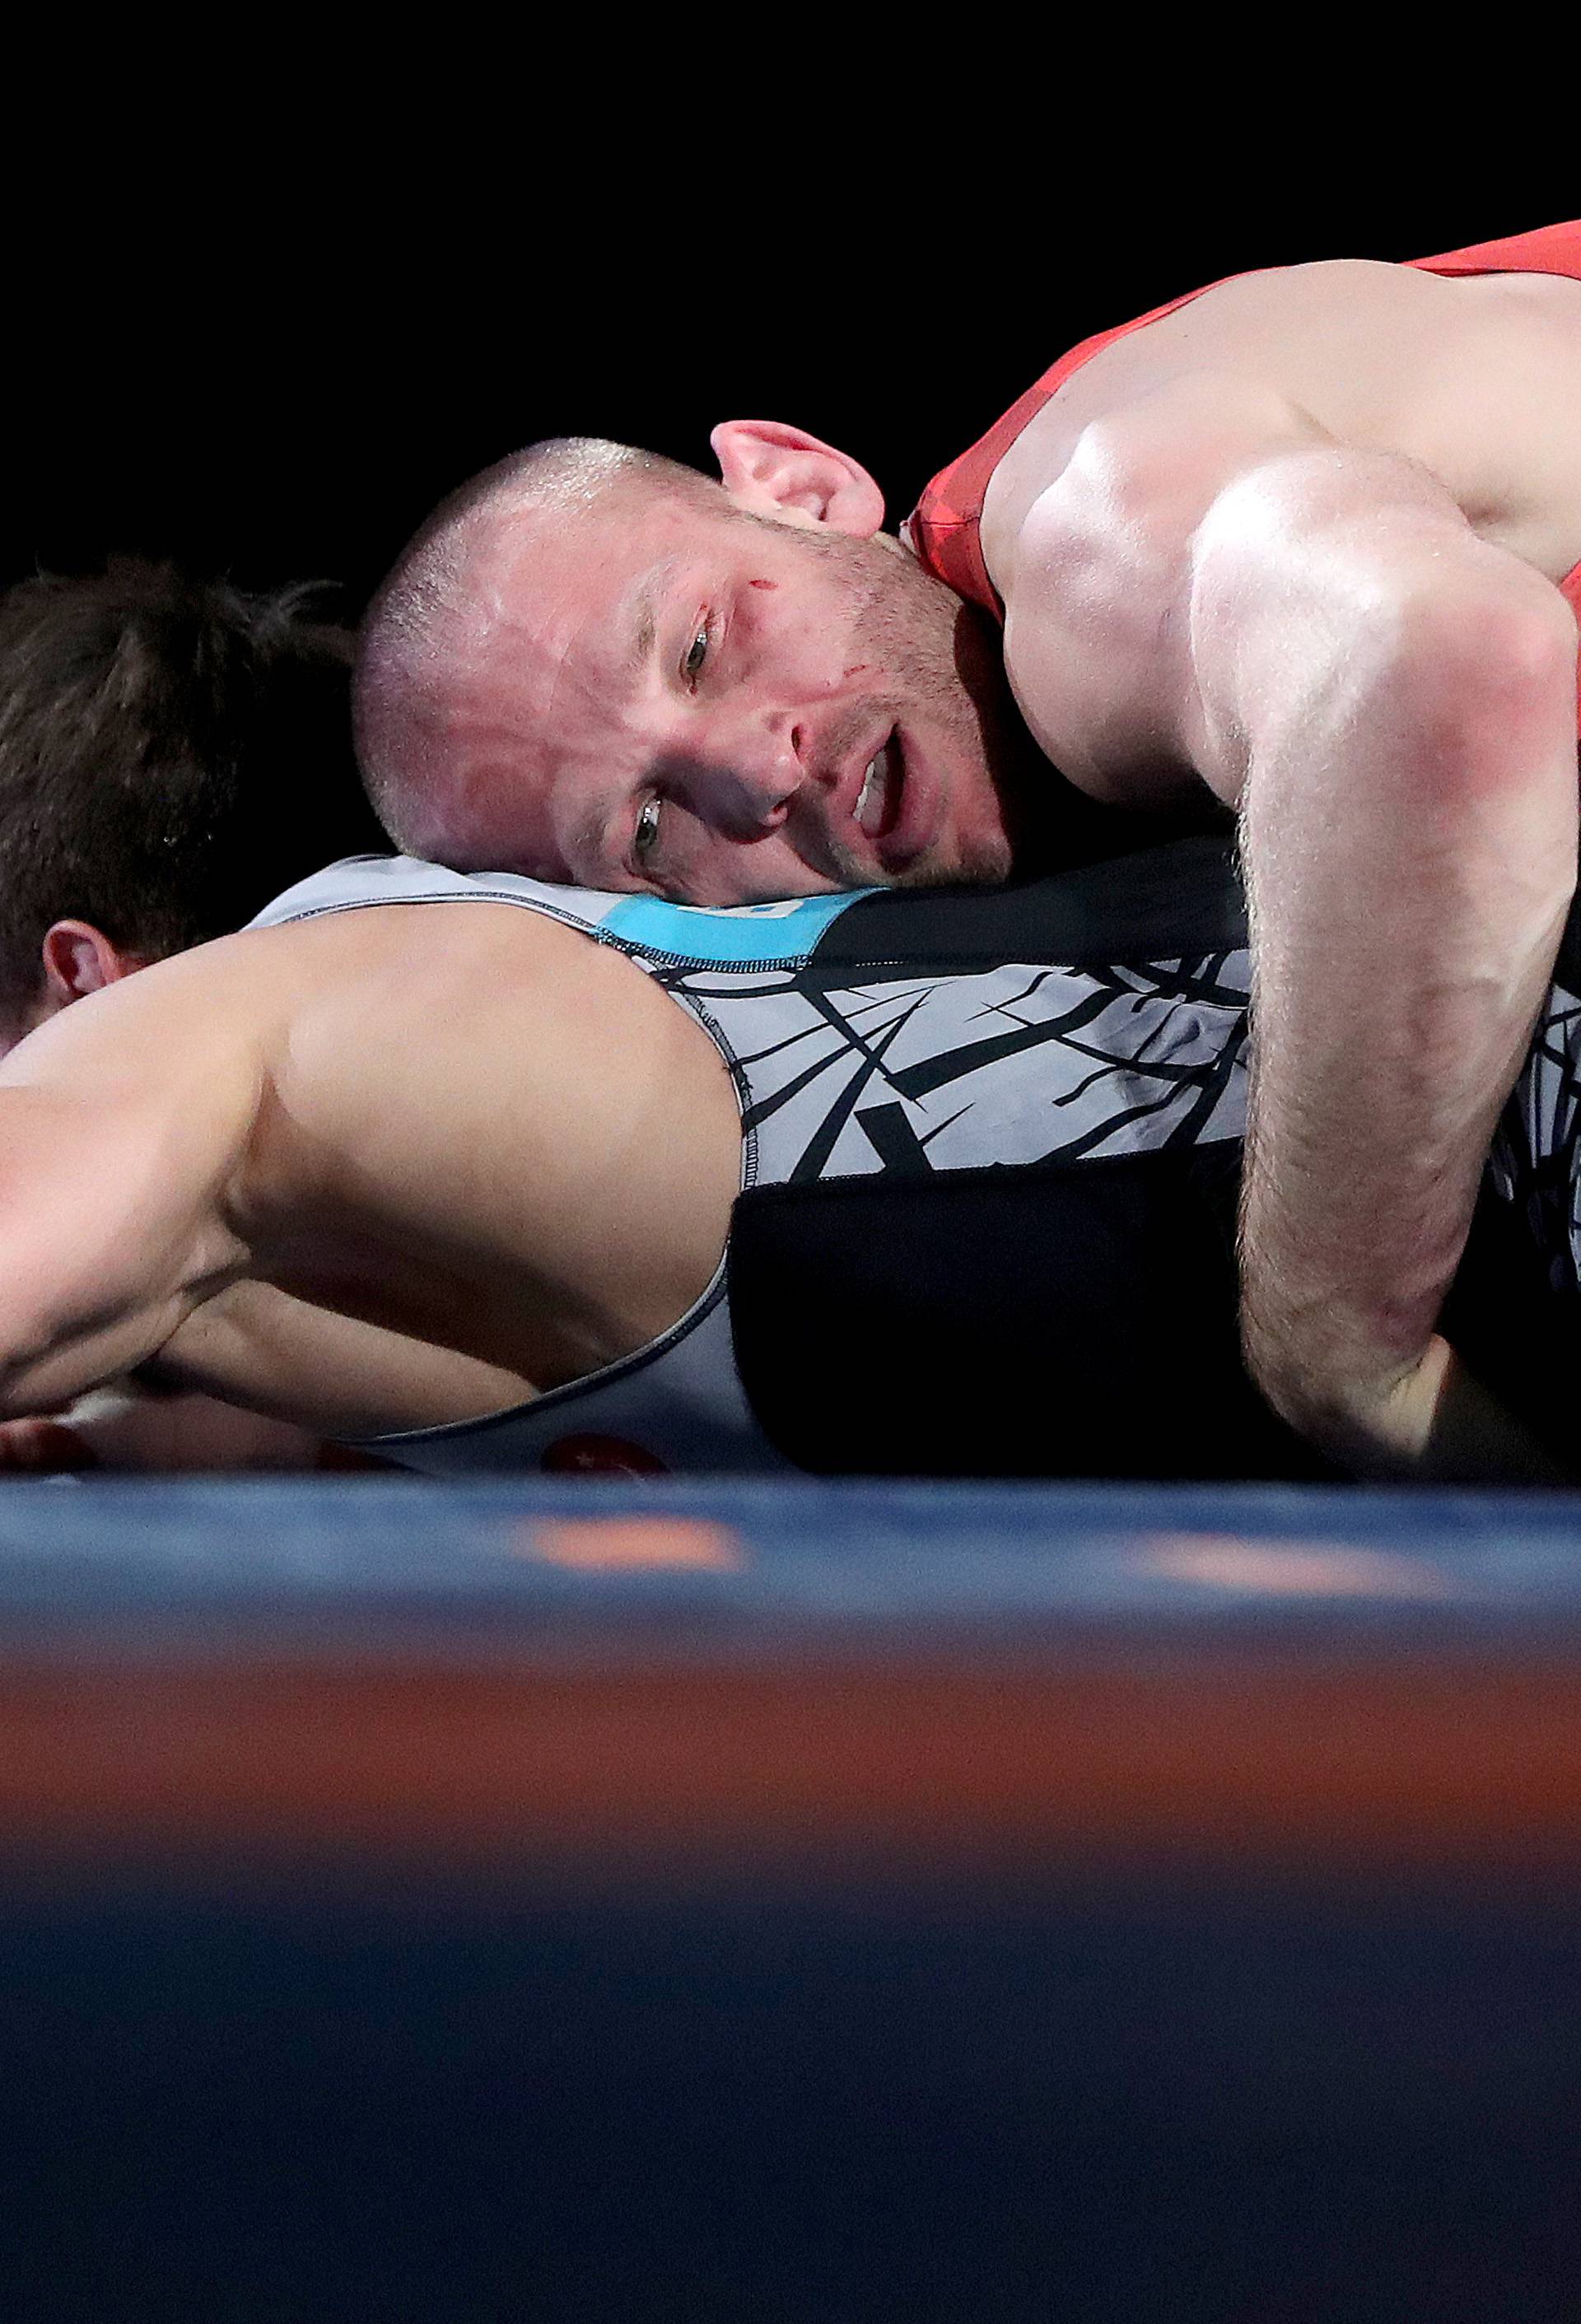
[1007,370,1328,578]
[992,373,1329,796]
[238,890,679,1086]
[982,255,1411,590]
[226,884,736,1287]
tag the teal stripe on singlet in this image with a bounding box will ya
[601,888,872,966]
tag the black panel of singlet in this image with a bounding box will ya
[729,1144,1336,1483]
[1444,1183,1581,1466]
[816,836,1248,971]
[830,832,1581,990]
[732,831,1581,1479]
[1559,893,1581,996]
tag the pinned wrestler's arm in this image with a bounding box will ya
[0,901,738,1432]
[1000,381,1579,1470]
[0,1283,543,1471]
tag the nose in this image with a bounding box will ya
[682,724,806,840]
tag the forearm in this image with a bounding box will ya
[0,1382,333,1473]
[149,1279,534,1440]
[1238,595,1579,1458]
[0,999,260,1413]
[0,1097,244,1415]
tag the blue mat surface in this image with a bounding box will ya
[2,1479,1579,2322]
[1,1474,1580,1650]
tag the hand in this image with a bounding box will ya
[0,1384,330,1474]
[1294,1333,1572,1485]
[0,1412,97,1472]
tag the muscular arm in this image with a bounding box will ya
[0,901,738,1433]
[0,993,264,1413]
[1191,446,1578,1466]
[0,1284,534,1474]
[145,1280,533,1441]
[1003,390,1579,1472]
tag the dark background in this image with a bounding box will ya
[9,156,1576,621]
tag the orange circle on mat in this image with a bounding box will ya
[525,1518,745,1572]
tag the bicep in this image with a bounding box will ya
[1184,441,1578,803]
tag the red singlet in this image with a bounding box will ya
[906,221,1581,725]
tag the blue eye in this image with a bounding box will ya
[634,795,663,864]
[683,625,709,682]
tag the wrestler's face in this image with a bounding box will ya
[436,429,1020,901]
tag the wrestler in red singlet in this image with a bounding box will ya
[907,221,1581,721]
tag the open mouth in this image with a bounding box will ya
[853,733,904,841]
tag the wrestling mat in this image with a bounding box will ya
[2,1476,1579,2320]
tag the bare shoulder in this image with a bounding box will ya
[986,240,1581,797]
[0,897,669,1093]
[259,897,721,1111]
[246,896,740,1256]
[189,898,738,1394]
[2,896,736,1248]
[982,262,1387,552]
[984,246,1581,618]
[240,893,659,1023]
[982,252,1569,578]
[993,370,1326,800]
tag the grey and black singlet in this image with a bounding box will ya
[252,841,1581,1479]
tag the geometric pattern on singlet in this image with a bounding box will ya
[252,852,1253,1190]
[243,854,1256,1474]
[655,948,1252,1185]
[245,850,1579,1473]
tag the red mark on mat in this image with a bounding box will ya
[540,1433,668,1476]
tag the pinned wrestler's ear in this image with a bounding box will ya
[710,421,886,538]
[39,920,145,1015]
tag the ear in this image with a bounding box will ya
[710,420,887,538]
[39,920,145,1015]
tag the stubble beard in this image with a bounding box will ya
[785,525,1024,891]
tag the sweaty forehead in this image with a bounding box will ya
[440,533,679,878]
[437,704,623,885]
[473,496,696,704]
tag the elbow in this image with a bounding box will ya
[1358,576,1579,794]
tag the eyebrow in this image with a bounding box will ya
[629,590,659,678]
[564,797,626,888]
[554,561,678,886]
[624,560,674,683]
